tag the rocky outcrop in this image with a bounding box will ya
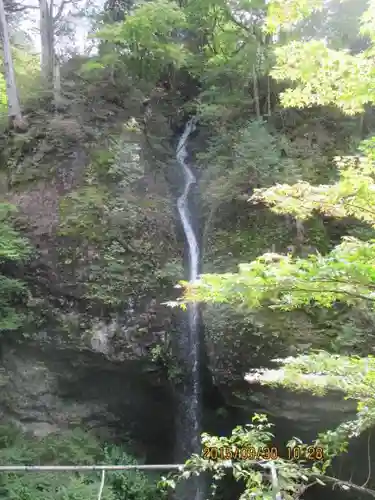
[0,65,183,460]
[0,335,174,462]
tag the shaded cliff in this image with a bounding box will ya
[0,57,188,461]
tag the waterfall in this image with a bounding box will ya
[175,117,204,500]
[177,117,199,283]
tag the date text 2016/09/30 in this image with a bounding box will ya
[202,446,325,461]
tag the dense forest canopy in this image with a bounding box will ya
[1,0,375,498]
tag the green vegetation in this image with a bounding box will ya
[57,131,180,307]
[0,425,164,500]
[4,0,375,498]
[160,414,320,499]
[163,0,375,497]
[0,203,32,332]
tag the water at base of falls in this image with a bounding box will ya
[175,117,204,500]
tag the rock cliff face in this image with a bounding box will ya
[0,340,174,462]
[0,64,183,460]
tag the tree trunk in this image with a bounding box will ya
[0,0,27,130]
[53,55,62,107]
[253,64,261,120]
[296,219,305,244]
[39,0,54,88]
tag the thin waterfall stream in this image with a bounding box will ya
[177,117,199,283]
[175,117,204,500]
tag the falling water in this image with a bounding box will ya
[177,117,199,283]
[175,117,204,500]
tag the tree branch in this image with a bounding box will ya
[270,287,375,303]
[317,474,375,498]
[53,0,71,22]
[228,11,254,34]
[7,2,38,11]
[204,285,375,304]
[345,202,375,219]
[309,277,375,290]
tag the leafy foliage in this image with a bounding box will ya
[199,120,299,209]
[167,0,375,496]
[272,40,373,114]
[247,352,375,470]
[11,46,40,102]
[251,154,375,225]
[103,445,164,500]
[95,0,188,81]
[293,0,370,51]
[185,148,375,310]
[0,74,6,118]
[266,0,325,33]
[161,414,315,500]
[0,43,40,121]
[0,203,32,332]
[0,425,163,500]
[183,236,375,310]
[182,1,375,312]
[269,0,375,114]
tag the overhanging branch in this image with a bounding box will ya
[195,284,375,304]
[6,1,38,11]
[318,474,375,498]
